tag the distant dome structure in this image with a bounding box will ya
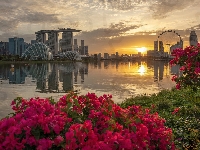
[22,42,53,60]
[59,51,81,61]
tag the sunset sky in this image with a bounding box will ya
[0,0,200,54]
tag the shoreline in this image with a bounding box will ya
[0,58,171,65]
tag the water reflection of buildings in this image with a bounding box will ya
[24,63,89,93]
[9,66,26,84]
[0,63,88,93]
[0,65,10,80]
[146,60,166,81]
[170,65,182,77]
[153,61,165,81]
[98,61,101,69]
[147,60,182,81]
[104,61,110,69]
[0,64,26,84]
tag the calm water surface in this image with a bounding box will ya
[0,60,181,119]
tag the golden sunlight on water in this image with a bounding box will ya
[138,64,146,76]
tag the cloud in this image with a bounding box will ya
[150,0,197,19]
[76,22,143,40]
[0,0,68,32]
[90,0,149,11]
[19,11,61,23]
[74,21,145,53]
[91,0,197,19]
[0,18,19,32]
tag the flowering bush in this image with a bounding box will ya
[120,88,200,149]
[170,43,200,90]
[0,93,175,150]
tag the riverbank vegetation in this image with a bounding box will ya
[120,88,200,149]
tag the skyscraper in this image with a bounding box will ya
[8,37,25,56]
[80,40,84,55]
[0,41,9,55]
[154,41,158,51]
[74,39,77,45]
[35,28,81,55]
[73,39,78,52]
[84,46,88,56]
[189,31,198,46]
[59,32,73,53]
[159,41,164,52]
[81,40,84,47]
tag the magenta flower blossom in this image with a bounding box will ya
[0,93,175,149]
[170,43,200,89]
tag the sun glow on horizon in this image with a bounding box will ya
[136,47,147,53]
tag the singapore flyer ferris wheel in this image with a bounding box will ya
[157,30,182,53]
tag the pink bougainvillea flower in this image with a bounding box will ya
[0,93,175,150]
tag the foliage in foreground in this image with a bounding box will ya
[0,93,174,150]
[120,87,200,149]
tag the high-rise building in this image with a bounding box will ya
[81,40,84,47]
[104,53,109,59]
[116,52,119,58]
[35,28,81,55]
[189,31,198,46]
[0,41,9,55]
[110,54,116,59]
[154,41,158,51]
[94,54,98,60]
[97,53,101,60]
[159,41,164,52]
[8,37,25,56]
[73,39,78,52]
[59,32,73,53]
[80,40,84,55]
[84,46,88,56]
[74,39,77,45]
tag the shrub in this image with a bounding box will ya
[120,88,200,149]
[170,43,200,90]
[0,93,174,150]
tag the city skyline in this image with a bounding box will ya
[1,0,200,54]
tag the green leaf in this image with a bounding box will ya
[49,96,56,104]
[31,128,41,140]
[132,126,137,133]
[135,118,141,123]
[108,105,112,111]
[66,102,72,112]
[74,99,80,107]
[112,112,115,118]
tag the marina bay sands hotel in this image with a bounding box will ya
[35,28,81,55]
